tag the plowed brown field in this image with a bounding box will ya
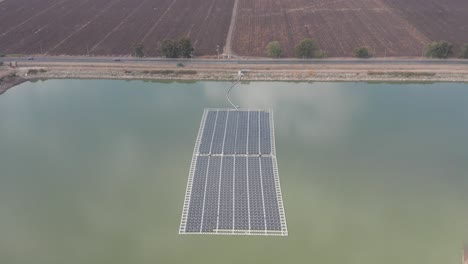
[232,0,468,57]
[0,0,234,56]
[382,0,468,54]
[0,0,467,57]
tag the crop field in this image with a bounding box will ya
[232,0,420,57]
[0,0,234,56]
[0,0,467,57]
[231,0,468,57]
[382,0,468,55]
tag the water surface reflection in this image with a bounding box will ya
[0,80,467,264]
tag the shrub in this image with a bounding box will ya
[176,70,197,75]
[295,38,318,58]
[159,70,175,75]
[38,69,46,73]
[160,39,179,58]
[177,63,185,67]
[425,41,453,58]
[354,47,370,58]
[460,44,468,59]
[314,49,327,58]
[265,41,282,58]
[0,62,3,66]
[178,37,194,58]
[27,69,38,75]
[149,70,175,75]
[368,71,435,77]
[132,43,144,58]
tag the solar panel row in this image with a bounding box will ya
[198,110,272,155]
[180,109,287,236]
[185,156,282,233]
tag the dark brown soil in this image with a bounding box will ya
[0,0,234,57]
[0,0,467,57]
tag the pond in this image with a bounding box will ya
[0,80,467,264]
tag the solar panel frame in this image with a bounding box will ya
[179,108,287,236]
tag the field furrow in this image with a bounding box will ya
[0,0,466,57]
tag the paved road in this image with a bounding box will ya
[1,56,468,65]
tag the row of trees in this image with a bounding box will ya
[132,37,468,59]
[132,37,194,58]
[354,42,468,59]
[424,41,468,59]
[265,39,370,58]
[266,39,468,59]
[265,39,326,58]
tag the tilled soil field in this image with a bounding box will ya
[232,0,435,57]
[382,0,468,55]
[0,0,467,57]
[0,0,234,56]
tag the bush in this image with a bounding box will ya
[354,47,370,58]
[160,38,194,58]
[177,63,185,67]
[159,70,175,75]
[460,44,468,59]
[132,43,144,58]
[368,71,435,77]
[149,70,175,75]
[160,39,179,58]
[0,62,3,66]
[425,41,453,58]
[265,41,282,58]
[176,70,197,75]
[314,49,327,59]
[0,54,5,57]
[27,69,38,75]
[178,37,194,58]
[295,38,318,58]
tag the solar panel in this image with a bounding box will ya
[180,109,287,236]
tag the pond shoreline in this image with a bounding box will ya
[1,60,468,92]
[0,72,25,95]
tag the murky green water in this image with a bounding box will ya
[0,80,467,264]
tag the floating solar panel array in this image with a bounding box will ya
[179,109,288,236]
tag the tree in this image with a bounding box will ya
[133,43,144,58]
[160,39,179,58]
[265,41,282,58]
[460,44,468,59]
[354,47,370,58]
[314,49,327,59]
[425,41,453,58]
[178,37,194,58]
[295,38,318,58]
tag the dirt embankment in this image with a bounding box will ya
[1,61,468,93]
[18,61,468,82]
[0,70,25,95]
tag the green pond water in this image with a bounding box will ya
[0,80,467,264]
